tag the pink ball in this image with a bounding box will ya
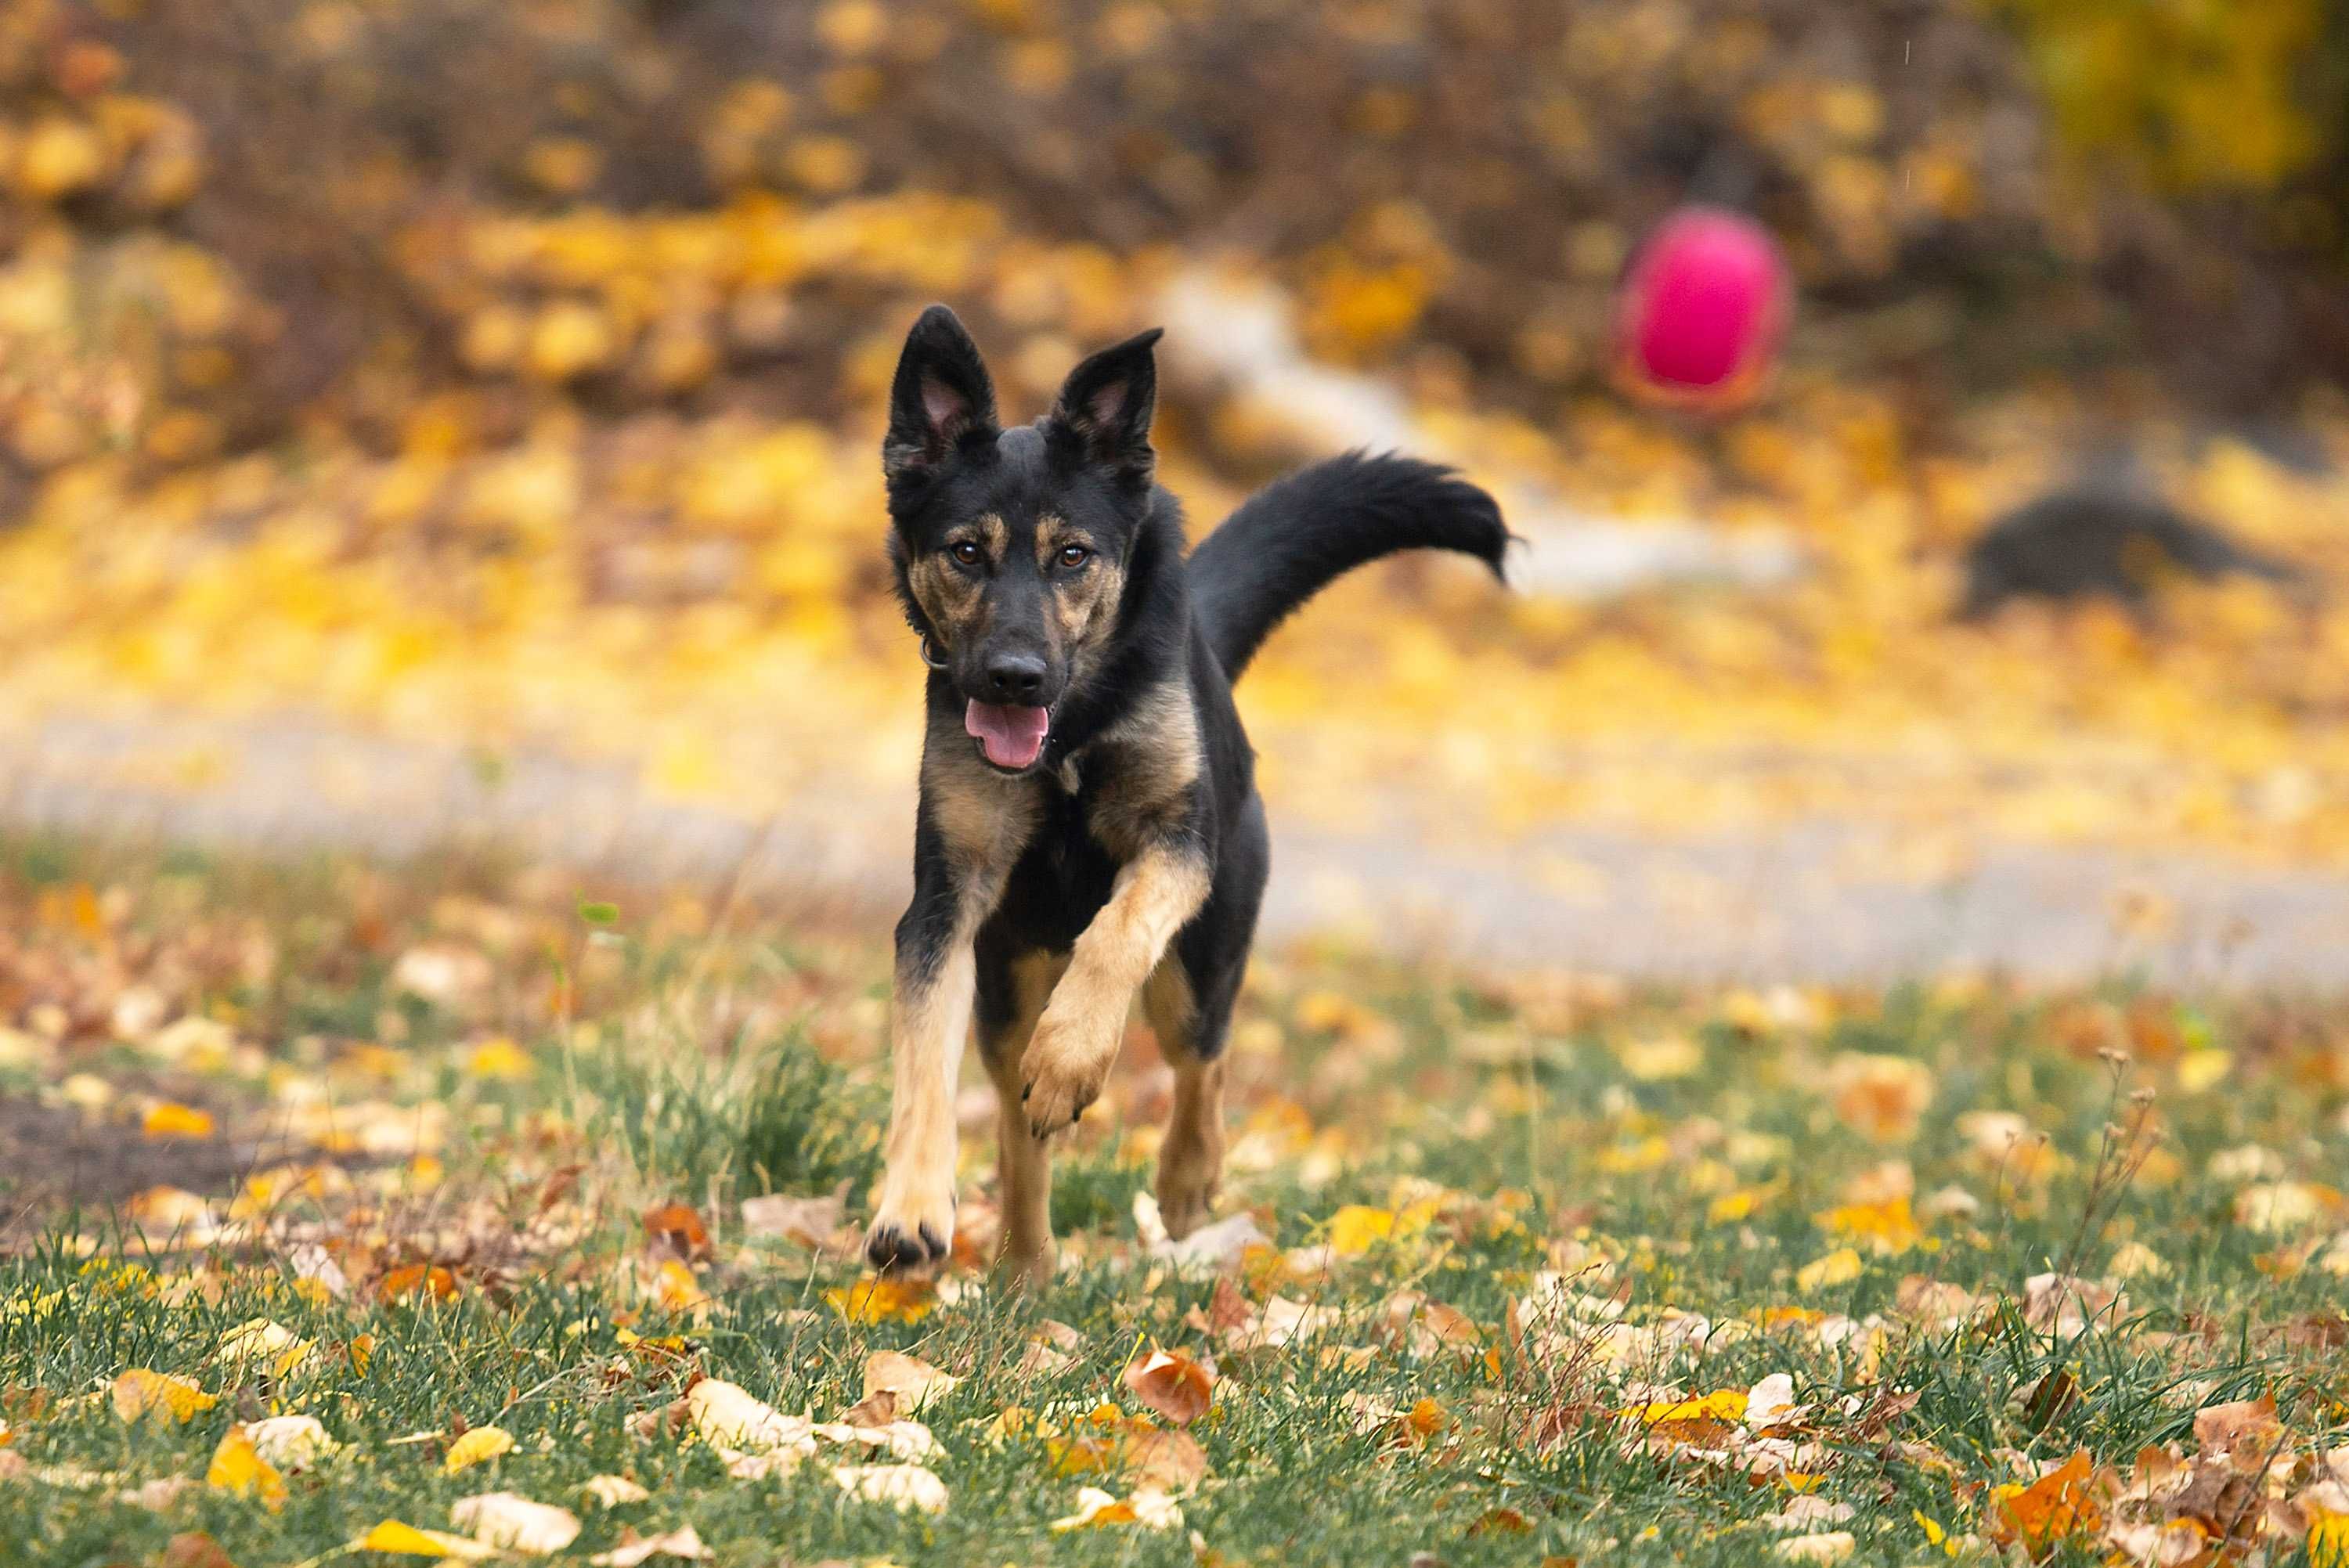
[1617,207,1789,407]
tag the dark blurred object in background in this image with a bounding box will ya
[1959,478,2310,621]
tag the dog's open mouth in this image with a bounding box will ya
[965,700,1050,771]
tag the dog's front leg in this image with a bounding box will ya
[1023,841,1211,1137]
[865,871,980,1273]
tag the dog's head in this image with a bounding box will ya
[882,305,1161,775]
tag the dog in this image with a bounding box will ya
[864,305,1509,1285]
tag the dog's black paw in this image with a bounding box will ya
[864,1220,950,1274]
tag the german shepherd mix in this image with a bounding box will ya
[865,305,1508,1285]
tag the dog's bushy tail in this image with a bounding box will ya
[1188,452,1510,679]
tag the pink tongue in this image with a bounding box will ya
[965,700,1050,770]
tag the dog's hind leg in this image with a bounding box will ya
[1142,956,1236,1241]
[978,947,1068,1289]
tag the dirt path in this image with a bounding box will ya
[8,712,2346,986]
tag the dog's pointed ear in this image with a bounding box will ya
[884,305,998,485]
[1048,327,1161,482]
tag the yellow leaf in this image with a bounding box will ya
[1797,1248,1864,1292]
[1326,1206,1395,1256]
[824,1276,935,1325]
[352,1519,497,1559]
[442,1426,515,1474]
[143,1102,215,1140]
[205,1426,287,1511]
[111,1370,216,1424]
[650,1259,711,1314]
[218,1318,314,1380]
[1623,1388,1750,1425]
[464,1038,532,1081]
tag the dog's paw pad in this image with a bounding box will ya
[864,1192,955,1273]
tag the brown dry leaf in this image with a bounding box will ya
[161,1533,236,1568]
[861,1350,958,1414]
[2192,1394,2282,1466]
[451,1492,583,1555]
[1121,1426,1210,1491]
[1122,1348,1214,1426]
[838,1390,897,1429]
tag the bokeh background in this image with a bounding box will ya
[3,0,2348,980]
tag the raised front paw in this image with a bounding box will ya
[864,1177,956,1273]
[1020,1008,1117,1138]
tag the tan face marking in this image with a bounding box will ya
[907,513,1011,647]
[1033,515,1125,667]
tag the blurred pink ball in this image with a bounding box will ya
[1617,207,1788,408]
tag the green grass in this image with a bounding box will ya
[0,839,2344,1566]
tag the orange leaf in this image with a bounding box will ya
[641,1204,711,1260]
[1989,1451,2103,1556]
[379,1263,459,1303]
[1121,1349,1214,1427]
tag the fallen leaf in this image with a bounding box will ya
[862,1350,958,1413]
[352,1519,497,1559]
[452,1492,583,1554]
[582,1474,651,1507]
[442,1426,516,1473]
[648,1259,711,1314]
[1123,1348,1214,1426]
[1990,1451,2104,1555]
[589,1525,710,1565]
[217,1319,313,1380]
[1796,1249,1864,1292]
[161,1533,235,1568]
[830,1462,949,1514]
[687,1380,814,1454]
[204,1426,287,1511]
[1050,1483,1185,1531]
[2193,1394,2282,1465]
[244,1414,338,1471]
[824,1275,936,1325]
[143,1102,215,1140]
[379,1263,459,1303]
[1773,1531,1856,1563]
[111,1370,216,1424]
[641,1203,711,1261]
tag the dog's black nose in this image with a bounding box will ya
[982,654,1048,703]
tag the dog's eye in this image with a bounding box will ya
[948,540,982,568]
[1055,544,1092,570]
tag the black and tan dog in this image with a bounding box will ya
[864,305,1508,1285]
